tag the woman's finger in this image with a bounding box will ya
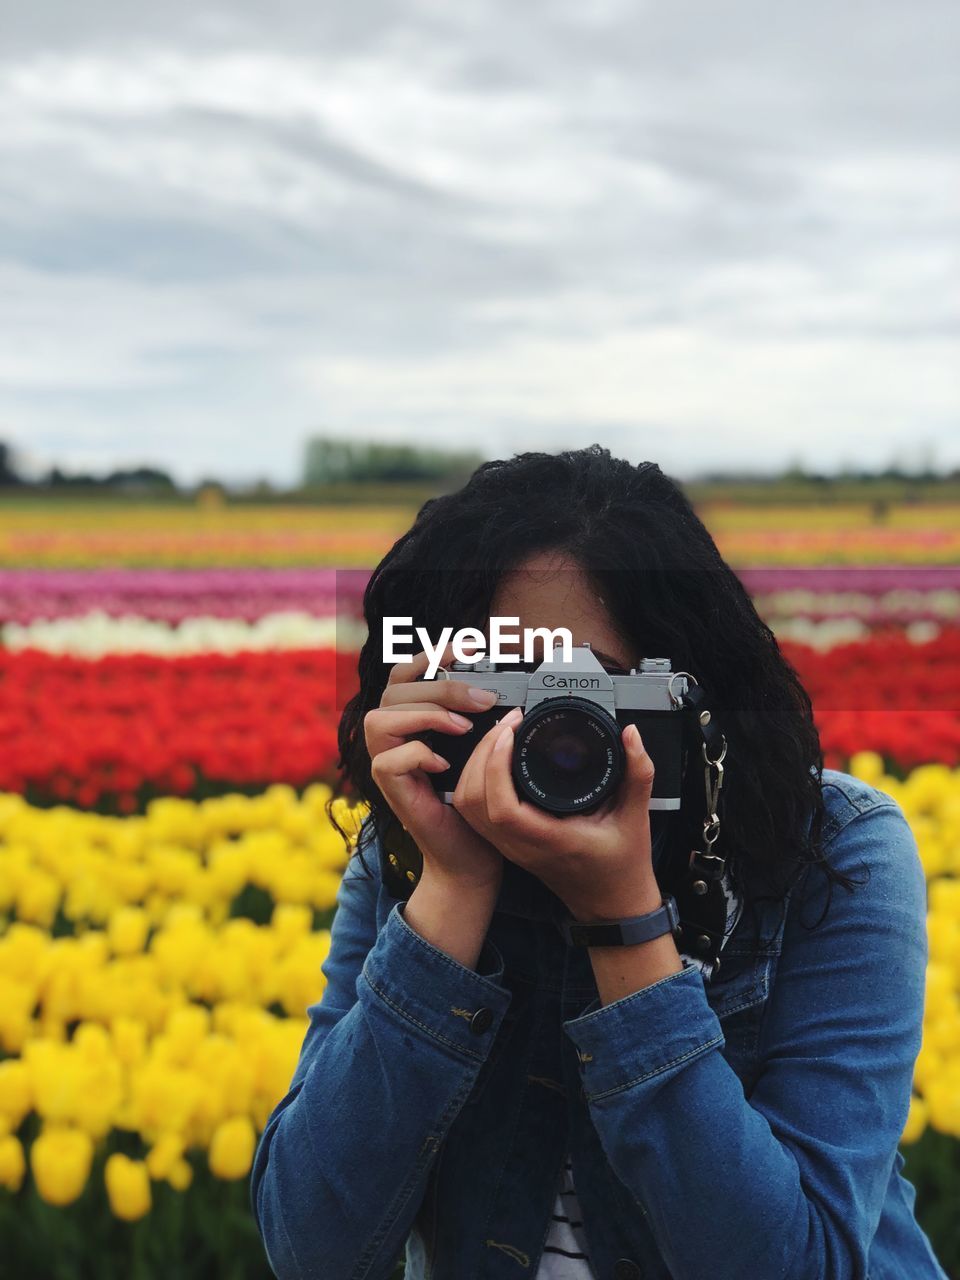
[369,739,451,819]
[370,738,451,784]
[452,706,521,818]
[616,724,656,818]
[364,701,475,758]
[380,679,499,716]
[485,717,553,838]
[368,737,460,845]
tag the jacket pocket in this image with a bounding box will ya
[704,949,770,1020]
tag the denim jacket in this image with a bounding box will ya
[250,768,948,1280]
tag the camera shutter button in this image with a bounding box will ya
[469,1008,494,1034]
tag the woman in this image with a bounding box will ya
[250,446,947,1280]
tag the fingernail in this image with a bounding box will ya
[496,725,513,749]
[468,686,498,706]
[448,711,473,729]
[433,752,450,768]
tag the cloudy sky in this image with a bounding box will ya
[1,1,957,485]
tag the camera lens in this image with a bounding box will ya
[511,697,625,815]
[543,731,590,776]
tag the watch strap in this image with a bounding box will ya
[559,894,681,947]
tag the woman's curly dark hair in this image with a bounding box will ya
[326,444,861,930]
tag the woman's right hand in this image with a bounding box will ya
[364,639,509,894]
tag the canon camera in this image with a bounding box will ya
[417,641,689,817]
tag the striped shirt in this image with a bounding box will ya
[536,874,744,1278]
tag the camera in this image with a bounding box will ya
[417,641,689,816]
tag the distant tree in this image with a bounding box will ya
[303,435,483,486]
[105,466,177,491]
[0,440,24,485]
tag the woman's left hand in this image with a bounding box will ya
[450,706,663,921]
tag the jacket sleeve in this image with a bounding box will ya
[250,837,513,1280]
[561,800,928,1280]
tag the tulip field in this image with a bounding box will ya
[0,498,959,1277]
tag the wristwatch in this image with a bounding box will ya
[559,894,681,947]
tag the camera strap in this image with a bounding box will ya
[659,674,731,976]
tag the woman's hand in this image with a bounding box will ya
[365,639,511,894]
[450,709,662,920]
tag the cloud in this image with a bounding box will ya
[0,2,957,483]
[297,323,960,471]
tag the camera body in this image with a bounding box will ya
[418,641,688,816]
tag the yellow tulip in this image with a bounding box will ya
[912,1038,945,1095]
[128,1061,200,1136]
[165,1005,211,1058]
[925,1013,960,1057]
[30,1126,94,1206]
[905,764,954,813]
[16,870,61,929]
[923,963,956,1012]
[168,1157,193,1191]
[110,1017,148,1067]
[146,1131,185,1181]
[279,806,311,843]
[0,1134,26,1191]
[207,842,250,897]
[108,907,150,956]
[208,1115,256,1180]
[0,976,34,1055]
[0,1059,32,1129]
[925,1080,960,1139]
[312,868,345,910]
[917,838,949,879]
[271,903,313,942]
[105,1152,152,1220]
[929,877,960,918]
[901,1095,928,1145]
[849,752,885,786]
[926,916,960,966]
[74,1021,113,1060]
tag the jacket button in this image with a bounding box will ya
[469,1007,493,1034]
[613,1260,641,1280]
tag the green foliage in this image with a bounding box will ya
[901,1131,960,1277]
[0,1137,273,1280]
[303,436,483,486]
